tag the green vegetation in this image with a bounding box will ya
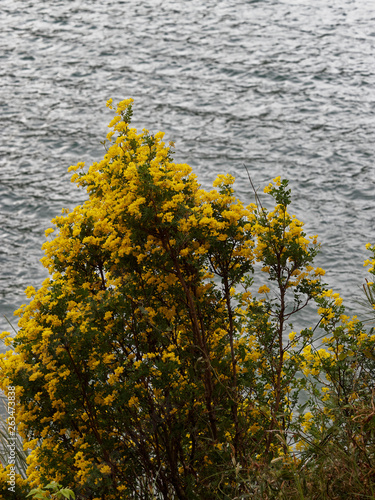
[1,99,374,498]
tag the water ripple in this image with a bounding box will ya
[1,0,375,338]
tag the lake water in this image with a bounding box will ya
[1,0,375,346]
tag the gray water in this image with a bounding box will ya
[1,0,375,345]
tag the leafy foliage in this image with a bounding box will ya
[27,481,75,499]
[0,99,374,499]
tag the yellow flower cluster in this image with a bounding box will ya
[1,98,374,497]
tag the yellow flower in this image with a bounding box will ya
[24,286,36,298]
[116,98,134,114]
[258,285,270,294]
[212,173,235,188]
[288,331,296,341]
[29,371,43,382]
[154,131,165,140]
[128,396,139,407]
[100,464,112,474]
[314,267,325,276]
[106,130,115,141]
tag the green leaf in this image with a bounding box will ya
[59,489,76,499]
[45,482,60,490]
[26,489,41,498]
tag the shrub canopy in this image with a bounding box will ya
[1,99,375,499]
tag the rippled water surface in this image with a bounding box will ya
[1,0,375,343]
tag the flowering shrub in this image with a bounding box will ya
[0,464,29,499]
[1,99,374,498]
